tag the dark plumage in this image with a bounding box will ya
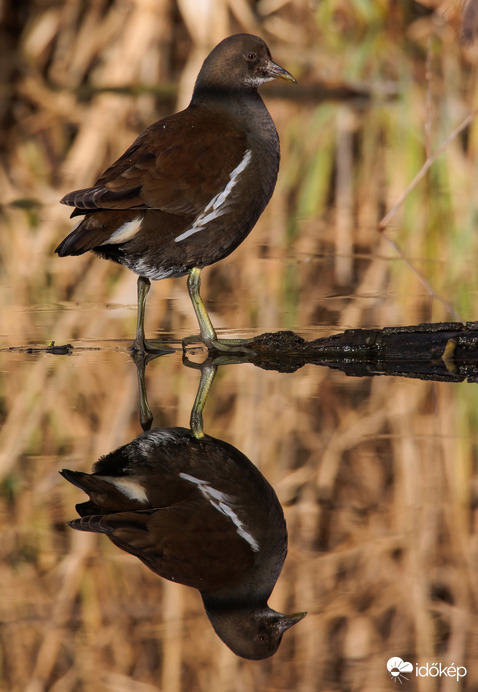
[56,34,295,352]
[61,427,305,659]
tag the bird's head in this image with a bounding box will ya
[207,605,306,660]
[194,33,296,94]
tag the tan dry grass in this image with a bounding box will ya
[0,1,478,691]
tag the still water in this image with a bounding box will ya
[1,240,477,692]
[4,1,478,688]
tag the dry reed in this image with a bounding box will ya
[0,1,477,691]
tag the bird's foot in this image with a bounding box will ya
[182,334,255,355]
[182,333,204,348]
[130,339,175,357]
[208,337,255,355]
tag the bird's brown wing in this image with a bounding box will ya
[70,499,255,592]
[61,109,247,218]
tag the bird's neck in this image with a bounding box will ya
[190,87,271,132]
[202,593,265,617]
[200,562,279,613]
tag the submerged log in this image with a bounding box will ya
[20,322,478,384]
[249,322,478,382]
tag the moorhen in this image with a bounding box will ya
[56,34,295,353]
[61,427,305,659]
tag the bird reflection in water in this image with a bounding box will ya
[61,358,305,659]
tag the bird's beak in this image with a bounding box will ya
[280,611,307,631]
[265,59,297,83]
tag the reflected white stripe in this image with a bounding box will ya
[179,472,259,551]
[175,149,252,243]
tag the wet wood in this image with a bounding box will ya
[9,322,478,384]
[249,322,478,382]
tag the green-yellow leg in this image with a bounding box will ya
[132,350,154,431]
[186,268,216,345]
[132,275,174,354]
[189,361,217,439]
[131,275,151,354]
[184,352,256,437]
[186,267,254,353]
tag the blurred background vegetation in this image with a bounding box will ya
[1,0,478,690]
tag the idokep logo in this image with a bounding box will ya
[387,657,413,683]
[387,657,467,683]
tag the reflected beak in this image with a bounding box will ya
[265,59,297,83]
[280,611,307,631]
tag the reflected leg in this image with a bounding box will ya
[132,275,151,354]
[183,352,253,437]
[132,350,154,431]
[189,361,217,439]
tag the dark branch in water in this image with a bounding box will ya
[12,322,478,384]
[248,322,478,383]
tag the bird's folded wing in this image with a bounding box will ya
[61,112,247,218]
[69,501,254,590]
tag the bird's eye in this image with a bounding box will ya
[245,52,256,61]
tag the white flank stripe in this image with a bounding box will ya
[98,476,149,504]
[100,217,142,245]
[175,149,252,243]
[179,472,259,551]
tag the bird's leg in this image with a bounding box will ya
[132,276,174,354]
[131,350,154,431]
[131,346,175,430]
[132,275,151,354]
[187,267,217,344]
[183,352,254,437]
[186,267,255,354]
[189,360,217,439]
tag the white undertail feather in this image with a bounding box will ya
[100,217,143,245]
[130,258,172,280]
[97,476,149,504]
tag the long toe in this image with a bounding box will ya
[130,340,175,356]
[182,334,204,348]
[209,337,256,355]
